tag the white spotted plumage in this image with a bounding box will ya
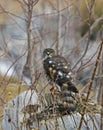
[43,48,78,113]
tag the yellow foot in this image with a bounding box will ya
[50,86,57,94]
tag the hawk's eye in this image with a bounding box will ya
[43,48,55,60]
[47,51,50,55]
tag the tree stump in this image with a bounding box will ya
[2,90,100,130]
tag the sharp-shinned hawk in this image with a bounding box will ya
[43,48,78,113]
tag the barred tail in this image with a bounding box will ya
[60,82,78,113]
[62,90,77,113]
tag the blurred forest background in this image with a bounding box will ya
[0,0,103,130]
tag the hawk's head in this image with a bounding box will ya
[43,48,55,60]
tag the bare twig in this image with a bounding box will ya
[77,44,100,72]
[78,40,103,130]
[100,53,103,130]
[56,0,62,55]
[100,85,103,130]
[22,0,39,85]
[0,3,25,20]
[72,15,103,70]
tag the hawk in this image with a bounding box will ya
[43,48,78,113]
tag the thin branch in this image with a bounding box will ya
[0,3,25,21]
[100,53,103,130]
[56,0,62,55]
[77,44,100,72]
[100,85,103,130]
[0,49,27,96]
[22,0,39,85]
[72,39,90,70]
[78,40,103,130]
[72,15,103,69]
